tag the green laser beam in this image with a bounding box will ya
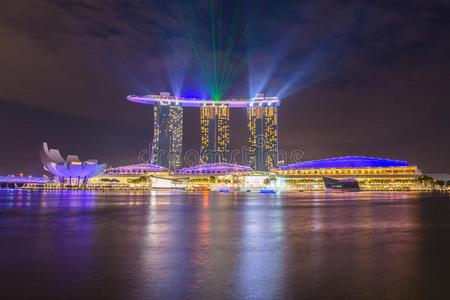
[172,0,213,92]
[135,0,288,100]
[218,0,265,98]
[134,1,215,96]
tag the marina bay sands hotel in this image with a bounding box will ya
[127,92,279,172]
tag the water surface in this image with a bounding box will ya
[0,190,449,299]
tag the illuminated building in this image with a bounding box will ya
[127,93,280,168]
[127,94,280,108]
[248,94,278,171]
[40,142,106,184]
[151,93,183,170]
[200,104,230,164]
[174,162,251,175]
[90,163,169,185]
[173,162,253,191]
[277,156,422,191]
[104,163,167,175]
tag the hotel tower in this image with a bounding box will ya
[127,93,279,171]
[200,104,230,164]
[151,93,183,170]
[247,94,278,171]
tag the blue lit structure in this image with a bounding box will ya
[0,176,49,188]
[0,176,49,183]
[40,142,106,184]
[280,156,412,170]
[278,156,421,191]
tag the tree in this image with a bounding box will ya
[100,178,119,183]
[129,176,150,184]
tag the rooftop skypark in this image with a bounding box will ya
[127,94,280,107]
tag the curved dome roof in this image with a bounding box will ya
[104,163,167,174]
[175,162,252,174]
[280,156,413,170]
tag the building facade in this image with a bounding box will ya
[40,142,106,185]
[247,103,278,171]
[277,156,422,191]
[200,105,230,164]
[152,101,183,170]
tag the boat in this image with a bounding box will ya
[323,177,360,192]
[258,189,276,194]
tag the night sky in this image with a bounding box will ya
[1,0,449,175]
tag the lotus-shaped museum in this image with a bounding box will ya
[40,142,106,184]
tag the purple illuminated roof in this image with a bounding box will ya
[174,163,252,174]
[104,163,167,174]
[280,156,413,170]
[127,95,280,108]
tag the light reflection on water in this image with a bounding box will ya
[0,190,449,299]
[237,193,285,299]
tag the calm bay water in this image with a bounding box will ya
[0,190,449,299]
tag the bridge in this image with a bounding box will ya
[0,176,50,188]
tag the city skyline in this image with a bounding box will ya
[0,0,449,175]
[0,1,449,299]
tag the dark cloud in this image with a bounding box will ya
[0,0,449,174]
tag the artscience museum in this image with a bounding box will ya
[40,142,106,185]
